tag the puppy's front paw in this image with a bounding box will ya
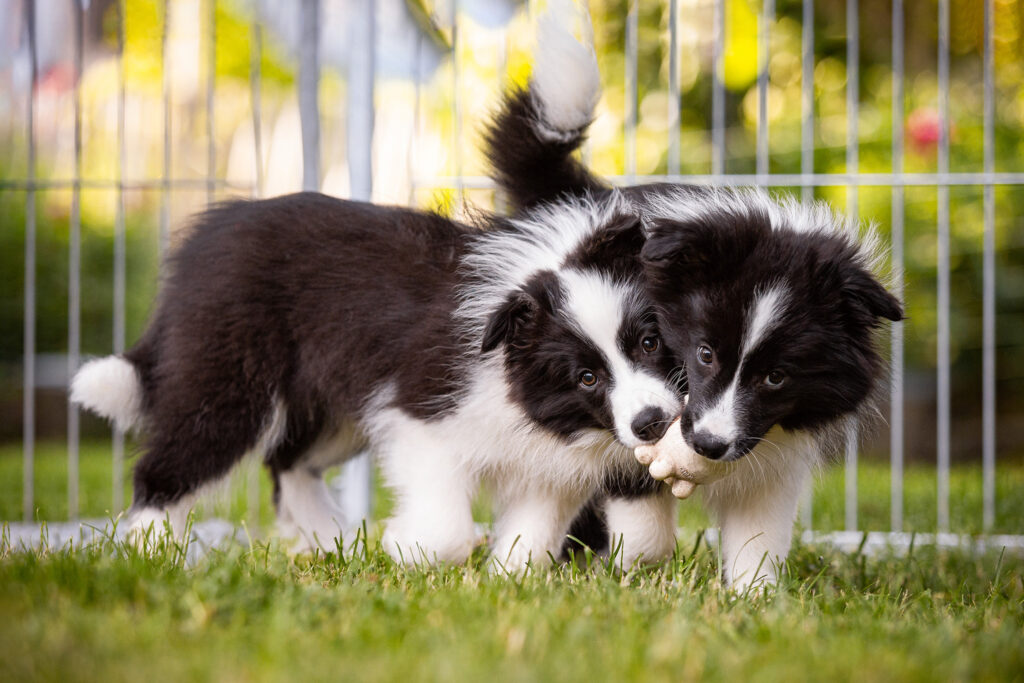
[382,520,475,567]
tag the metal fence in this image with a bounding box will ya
[3,0,1021,549]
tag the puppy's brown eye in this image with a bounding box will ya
[697,345,713,365]
[579,370,598,388]
[641,336,659,353]
[765,370,786,387]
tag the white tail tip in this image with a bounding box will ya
[531,0,601,141]
[71,356,144,432]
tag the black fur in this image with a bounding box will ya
[124,194,471,505]
[563,214,647,281]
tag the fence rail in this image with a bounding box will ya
[3,0,1017,546]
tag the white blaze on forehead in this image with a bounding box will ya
[742,286,789,356]
[694,285,789,443]
[560,270,680,448]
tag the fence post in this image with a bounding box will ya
[299,0,320,194]
[337,0,377,527]
[936,0,951,534]
[22,0,38,523]
[890,0,905,533]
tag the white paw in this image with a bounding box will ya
[278,518,344,555]
[382,521,475,566]
[489,536,557,575]
[727,572,779,597]
[123,507,183,552]
[276,469,348,554]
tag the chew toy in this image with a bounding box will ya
[634,417,735,499]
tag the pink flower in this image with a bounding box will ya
[906,108,942,153]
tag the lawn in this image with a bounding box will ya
[1,442,1023,682]
[1,525,1022,682]
[2,440,1023,535]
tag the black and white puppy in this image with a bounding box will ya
[72,192,683,569]
[484,7,902,587]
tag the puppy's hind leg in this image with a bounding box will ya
[127,368,282,551]
[266,412,362,554]
[129,423,258,550]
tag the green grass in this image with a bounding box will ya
[1,441,1023,681]
[2,441,1023,535]
[1,527,1022,682]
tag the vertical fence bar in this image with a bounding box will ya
[845,0,858,235]
[844,0,859,532]
[982,0,996,532]
[299,0,320,193]
[711,0,725,175]
[339,0,376,525]
[667,0,680,176]
[451,2,464,203]
[248,0,265,527]
[797,0,814,529]
[408,34,423,206]
[936,0,951,533]
[250,8,264,200]
[800,0,813,203]
[68,0,86,521]
[160,0,171,257]
[756,0,773,180]
[890,0,905,532]
[348,0,374,201]
[22,0,37,523]
[494,30,510,212]
[206,0,217,202]
[113,0,127,513]
[625,0,637,181]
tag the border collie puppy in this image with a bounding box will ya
[484,7,902,587]
[71,192,683,569]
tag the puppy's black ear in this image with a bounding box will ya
[841,267,904,323]
[640,217,717,273]
[481,271,561,353]
[816,252,904,325]
[569,214,645,277]
[641,215,765,291]
[481,291,537,353]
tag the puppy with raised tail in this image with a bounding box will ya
[485,2,903,588]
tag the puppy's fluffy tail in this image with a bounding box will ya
[71,356,144,432]
[484,0,606,211]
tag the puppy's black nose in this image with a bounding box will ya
[690,431,729,460]
[631,407,670,442]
